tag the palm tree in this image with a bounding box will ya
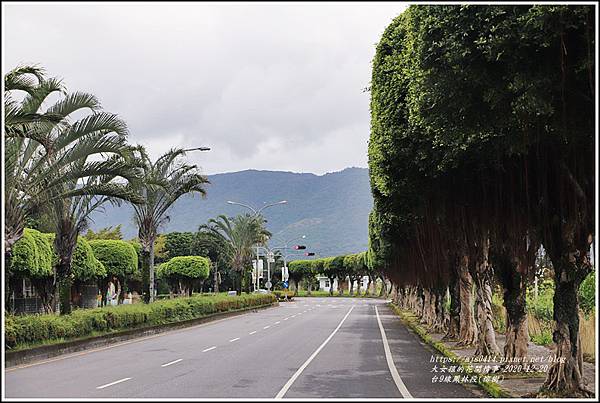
[200,214,270,294]
[4,66,143,313]
[131,147,209,303]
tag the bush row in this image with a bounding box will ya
[5,293,276,349]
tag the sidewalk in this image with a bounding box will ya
[429,331,596,397]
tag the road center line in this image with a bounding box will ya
[263,325,271,329]
[375,306,413,398]
[275,321,281,324]
[249,331,257,335]
[229,338,240,342]
[202,346,216,352]
[161,358,182,367]
[96,377,131,389]
[283,318,289,321]
[275,305,355,399]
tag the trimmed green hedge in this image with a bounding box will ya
[157,256,210,281]
[89,240,139,280]
[9,228,54,278]
[5,293,276,349]
[10,229,106,281]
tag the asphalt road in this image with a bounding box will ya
[5,297,480,399]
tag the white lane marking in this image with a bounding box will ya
[249,331,257,335]
[275,305,355,399]
[229,337,240,343]
[161,358,182,367]
[202,346,216,352]
[375,306,413,398]
[96,377,131,389]
[283,318,289,321]
[264,325,271,329]
[275,321,281,324]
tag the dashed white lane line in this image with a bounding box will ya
[375,306,413,398]
[264,325,271,329]
[275,305,355,399]
[249,331,257,335]
[202,346,216,352]
[283,318,289,321]
[96,377,132,389]
[229,338,240,343]
[275,321,281,324]
[161,359,182,367]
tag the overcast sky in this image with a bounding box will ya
[3,2,408,175]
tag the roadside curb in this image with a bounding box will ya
[5,301,278,368]
[388,303,513,398]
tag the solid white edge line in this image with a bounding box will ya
[202,346,216,352]
[274,305,355,399]
[375,306,413,398]
[161,358,182,367]
[96,377,132,389]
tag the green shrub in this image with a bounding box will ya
[579,271,595,315]
[89,240,139,280]
[6,293,276,349]
[10,228,54,278]
[531,330,553,346]
[157,256,211,295]
[43,233,106,281]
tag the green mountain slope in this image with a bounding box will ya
[89,167,373,257]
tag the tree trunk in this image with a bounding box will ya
[472,237,501,357]
[366,276,372,297]
[213,263,219,294]
[444,275,461,341]
[541,257,592,397]
[148,239,156,303]
[141,248,150,303]
[59,272,73,315]
[420,288,433,325]
[503,267,529,362]
[432,287,447,333]
[457,255,478,346]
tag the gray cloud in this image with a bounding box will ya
[3,2,408,174]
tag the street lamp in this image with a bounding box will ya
[183,147,211,152]
[227,200,287,216]
[226,199,287,291]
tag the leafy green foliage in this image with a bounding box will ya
[165,232,196,259]
[9,228,54,278]
[157,256,211,281]
[578,271,595,315]
[43,233,106,281]
[89,240,139,280]
[83,225,123,240]
[5,293,276,348]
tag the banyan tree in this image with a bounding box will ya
[368,5,594,396]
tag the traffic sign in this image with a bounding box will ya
[265,281,272,289]
[282,281,289,289]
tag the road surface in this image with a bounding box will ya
[5,297,481,399]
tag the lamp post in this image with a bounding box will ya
[226,200,287,291]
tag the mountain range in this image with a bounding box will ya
[89,167,373,257]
